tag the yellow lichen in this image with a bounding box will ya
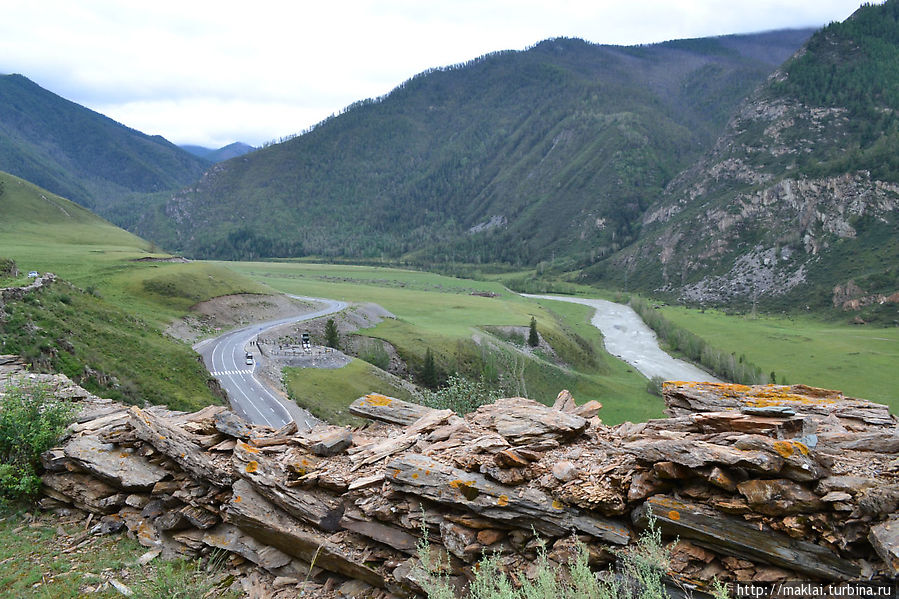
[245,460,259,473]
[364,393,393,407]
[773,440,795,458]
[497,495,509,507]
[551,500,564,510]
[237,441,259,453]
[668,510,681,521]
[450,479,480,500]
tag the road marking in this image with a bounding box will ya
[211,370,253,376]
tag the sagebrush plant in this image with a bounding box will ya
[420,512,672,599]
[0,379,74,502]
[132,549,237,599]
[416,374,501,415]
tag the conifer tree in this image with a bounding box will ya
[421,347,438,389]
[528,316,539,347]
[324,318,340,349]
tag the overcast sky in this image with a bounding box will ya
[0,0,868,148]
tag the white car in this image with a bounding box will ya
[245,353,254,366]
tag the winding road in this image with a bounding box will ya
[193,295,347,430]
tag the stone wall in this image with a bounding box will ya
[17,367,899,598]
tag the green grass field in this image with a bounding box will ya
[224,261,664,424]
[657,306,899,409]
[284,358,415,426]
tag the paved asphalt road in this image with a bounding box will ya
[193,295,347,430]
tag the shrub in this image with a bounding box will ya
[417,374,500,415]
[357,338,390,370]
[420,513,672,599]
[0,380,74,502]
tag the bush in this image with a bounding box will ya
[0,380,74,502]
[419,512,673,599]
[416,374,501,415]
[357,338,390,370]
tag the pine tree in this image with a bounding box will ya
[528,316,539,347]
[324,318,339,349]
[421,347,437,389]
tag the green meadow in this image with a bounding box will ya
[223,261,664,424]
[657,306,899,410]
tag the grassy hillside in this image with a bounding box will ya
[0,74,209,215]
[223,261,664,424]
[0,172,267,409]
[137,31,811,268]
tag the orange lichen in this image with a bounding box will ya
[450,479,480,500]
[234,495,242,503]
[237,441,259,453]
[363,393,393,407]
[668,510,681,521]
[551,500,564,510]
[773,440,795,458]
[245,460,259,473]
[412,473,419,479]
[497,495,509,507]
[393,469,400,478]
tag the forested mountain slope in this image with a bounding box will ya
[0,74,209,216]
[605,1,899,313]
[137,31,813,263]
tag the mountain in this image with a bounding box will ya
[0,74,210,214]
[604,1,899,314]
[134,30,813,261]
[181,142,255,162]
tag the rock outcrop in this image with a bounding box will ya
[11,367,899,597]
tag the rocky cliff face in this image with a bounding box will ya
[623,86,899,305]
[11,359,899,597]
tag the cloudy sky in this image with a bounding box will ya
[0,0,868,148]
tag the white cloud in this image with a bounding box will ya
[0,0,869,147]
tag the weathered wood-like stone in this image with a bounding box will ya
[129,406,234,488]
[665,382,894,426]
[305,428,353,456]
[553,390,576,412]
[732,435,828,482]
[226,480,386,588]
[233,440,344,531]
[63,435,167,491]
[41,472,126,513]
[40,448,69,472]
[573,400,602,419]
[202,523,313,577]
[340,509,418,554]
[627,471,669,501]
[469,397,589,445]
[869,517,899,576]
[634,495,859,580]
[736,479,825,516]
[214,411,255,439]
[349,394,436,426]
[624,438,782,474]
[691,411,803,436]
[387,453,631,545]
